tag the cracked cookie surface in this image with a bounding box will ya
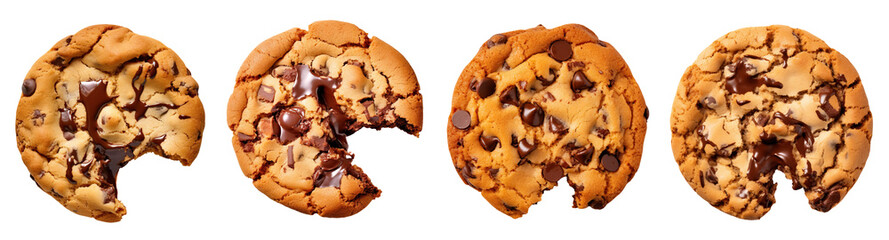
[15,25,205,222]
[670,25,872,219]
[227,20,422,217]
[447,24,647,218]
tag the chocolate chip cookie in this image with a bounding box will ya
[447,24,648,218]
[670,25,872,219]
[227,20,422,217]
[15,25,205,222]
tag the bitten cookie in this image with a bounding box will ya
[15,25,205,222]
[670,25,872,219]
[227,20,422,217]
[447,24,648,218]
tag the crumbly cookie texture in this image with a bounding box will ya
[227,20,422,217]
[671,25,872,220]
[15,25,205,222]
[447,24,648,218]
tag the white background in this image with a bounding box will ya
[1,0,885,239]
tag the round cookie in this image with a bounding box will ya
[227,20,423,217]
[447,24,648,218]
[670,25,872,219]
[15,25,205,222]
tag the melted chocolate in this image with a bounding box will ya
[289,64,348,149]
[123,62,179,120]
[276,107,309,144]
[312,152,357,188]
[724,59,783,94]
[59,108,77,140]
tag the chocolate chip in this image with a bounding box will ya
[469,78,479,92]
[520,102,544,126]
[460,161,476,180]
[571,71,593,93]
[510,135,518,147]
[499,85,520,107]
[817,86,841,119]
[814,187,842,212]
[589,198,606,209]
[572,146,594,165]
[567,61,585,70]
[237,132,254,142]
[643,107,649,120]
[50,56,65,66]
[595,128,609,139]
[737,186,749,198]
[517,139,536,158]
[151,134,166,145]
[488,168,499,178]
[479,135,500,152]
[257,85,275,103]
[547,116,568,134]
[736,99,751,106]
[542,162,564,182]
[700,96,717,109]
[486,34,507,48]
[548,40,573,62]
[22,79,36,96]
[451,110,471,130]
[537,69,557,86]
[172,62,179,75]
[600,153,620,172]
[754,113,770,126]
[477,78,496,98]
[59,108,77,140]
[705,167,718,185]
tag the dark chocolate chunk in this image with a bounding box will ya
[257,85,275,103]
[451,110,472,130]
[548,40,573,62]
[643,107,649,120]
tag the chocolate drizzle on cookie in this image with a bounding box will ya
[123,60,179,120]
[79,80,140,199]
[724,59,783,94]
[288,64,349,149]
[747,112,814,181]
